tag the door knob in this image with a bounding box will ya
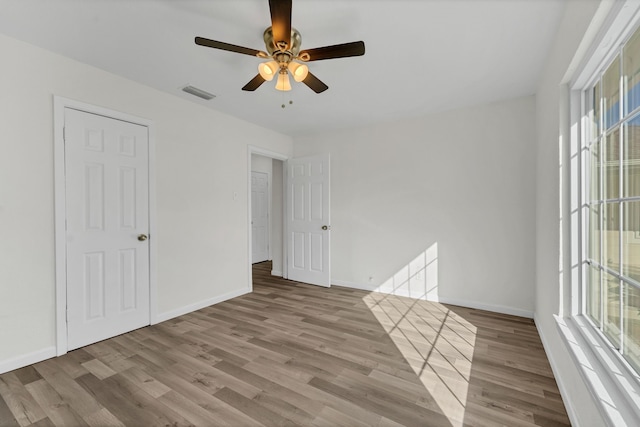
[322,225,330,230]
[138,234,148,241]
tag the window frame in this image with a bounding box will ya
[581,20,640,378]
[560,1,640,424]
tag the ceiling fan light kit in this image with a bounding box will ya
[287,62,308,83]
[195,0,365,94]
[276,72,292,91]
[258,61,279,81]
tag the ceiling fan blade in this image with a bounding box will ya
[302,72,328,93]
[195,37,267,57]
[269,0,292,50]
[299,41,365,61]
[242,74,267,91]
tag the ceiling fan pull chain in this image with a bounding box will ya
[282,85,285,108]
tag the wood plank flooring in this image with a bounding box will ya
[0,262,570,426]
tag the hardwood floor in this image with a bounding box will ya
[0,262,570,426]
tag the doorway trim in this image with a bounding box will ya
[53,96,158,356]
[247,145,288,292]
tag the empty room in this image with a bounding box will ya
[1,0,640,426]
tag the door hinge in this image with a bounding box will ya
[66,308,69,322]
[63,127,66,141]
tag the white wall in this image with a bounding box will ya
[294,95,537,317]
[0,33,293,370]
[251,154,273,176]
[535,1,608,425]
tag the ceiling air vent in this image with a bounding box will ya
[182,85,216,100]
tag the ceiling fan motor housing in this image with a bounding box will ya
[264,26,302,58]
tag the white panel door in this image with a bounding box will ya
[251,171,269,264]
[286,154,330,287]
[65,108,150,351]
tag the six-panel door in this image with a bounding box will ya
[64,108,150,350]
[287,154,330,287]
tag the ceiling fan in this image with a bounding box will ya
[195,0,365,93]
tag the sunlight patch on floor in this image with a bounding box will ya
[364,289,477,426]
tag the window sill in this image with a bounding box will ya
[555,315,640,426]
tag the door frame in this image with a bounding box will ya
[53,96,157,356]
[247,146,288,291]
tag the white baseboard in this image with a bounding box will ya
[332,279,533,319]
[332,279,435,301]
[0,346,57,375]
[332,279,375,291]
[333,280,408,300]
[271,270,283,277]
[153,288,251,324]
[438,296,533,319]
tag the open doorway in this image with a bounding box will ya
[248,149,331,291]
[250,153,285,277]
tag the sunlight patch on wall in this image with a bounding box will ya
[375,242,439,301]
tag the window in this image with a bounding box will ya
[558,4,640,423]
[584,23,640,374]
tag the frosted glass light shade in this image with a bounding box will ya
[288,62,309,82]
[258,61,278,81]
[275,72,292,91]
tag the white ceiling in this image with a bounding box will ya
[0,0,567,137]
